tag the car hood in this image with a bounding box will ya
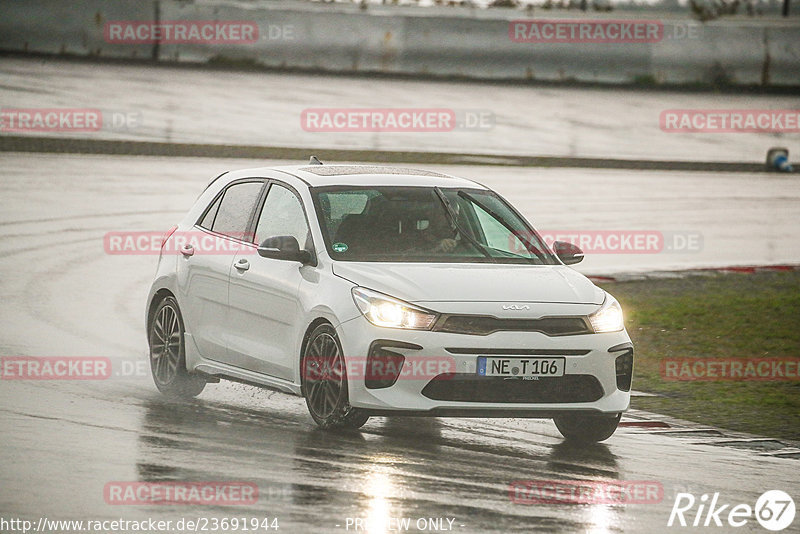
[331,263,604,305]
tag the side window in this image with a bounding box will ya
[210,181,264,239]
[471,199,534,259]
[254,184,311,249]
[474,206,519,250]
[198,194,222,230]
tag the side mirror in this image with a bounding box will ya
[553,240,584,265]
[257,235,312,264]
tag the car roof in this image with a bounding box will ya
[217,163,487,189]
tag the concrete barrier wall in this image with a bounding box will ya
[651,24,768,85]
[0,0,156,59]
[765,26,800,86]
[399,16,653,83]
[0,0,797,86]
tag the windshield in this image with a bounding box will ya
[311,186,556,264]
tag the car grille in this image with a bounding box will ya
[421,374,604,403]
[433,315,591,336]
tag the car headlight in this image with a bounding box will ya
[351,287,438,330]
[589,294,624,333]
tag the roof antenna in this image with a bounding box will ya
[309,156,323,165]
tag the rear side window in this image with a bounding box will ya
[198,194,222,230]
[207,181,264,239]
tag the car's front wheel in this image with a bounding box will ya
[554,413,621,443]
[148,296,206,398]
[301,324,369,430]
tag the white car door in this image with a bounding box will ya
[179,179,265,365]
[227,182,313,380]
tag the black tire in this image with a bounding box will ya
[148,296,206,398]
[554,413,621,443]
[301,324,369,430]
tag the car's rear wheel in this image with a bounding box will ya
[301,324,369,430]
[554,413,621,443]
[148,296,206,398]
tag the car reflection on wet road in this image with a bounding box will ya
[1,371,796,533]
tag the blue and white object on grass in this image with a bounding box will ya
[766,147,793,172]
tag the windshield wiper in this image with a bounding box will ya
[434,187,496,263]
[457,190,548,263]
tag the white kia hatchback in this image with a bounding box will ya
[146,161,633,442]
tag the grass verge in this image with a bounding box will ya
[599,270,800,442]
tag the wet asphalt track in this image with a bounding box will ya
[2,56,800,163]
[0,153,798,533]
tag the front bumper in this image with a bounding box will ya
[336,315,632,416]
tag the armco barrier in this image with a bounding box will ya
[0,0,797,87]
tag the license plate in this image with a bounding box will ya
[477,357,565,377]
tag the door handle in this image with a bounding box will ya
[234,259,250,271]
[180,244,194,257]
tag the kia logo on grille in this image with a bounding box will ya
[502,304,530,310]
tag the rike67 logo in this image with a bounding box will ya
[668,490,795,531]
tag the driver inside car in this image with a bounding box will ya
[418,206,459,253]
